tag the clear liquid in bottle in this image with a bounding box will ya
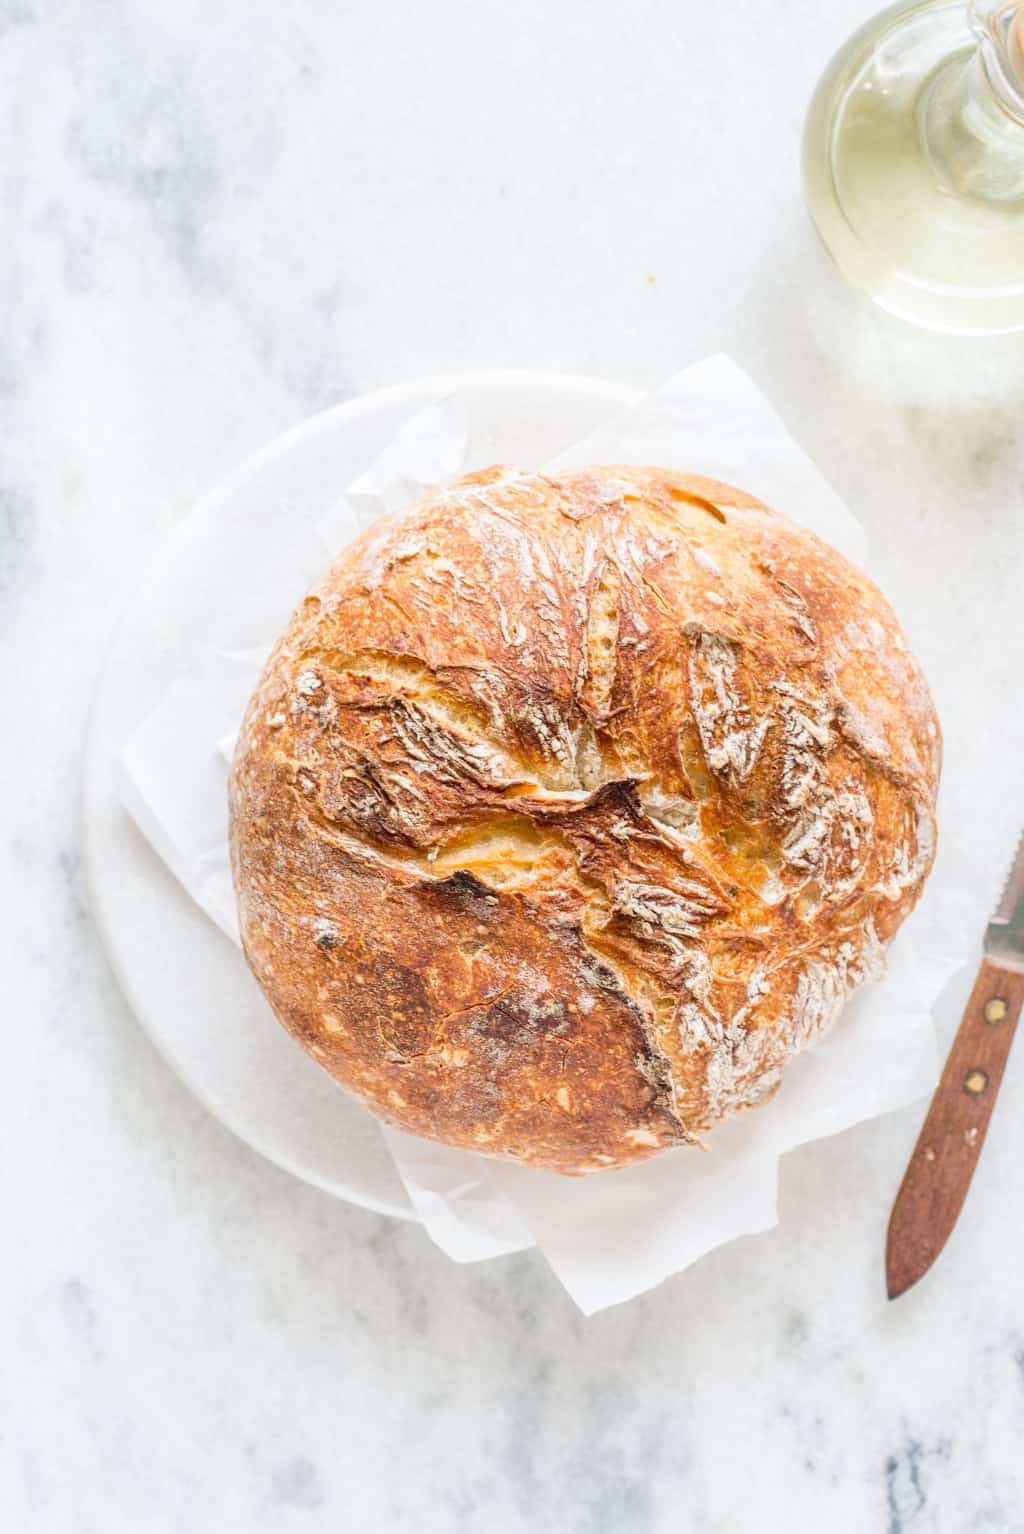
[802,0,1024,333]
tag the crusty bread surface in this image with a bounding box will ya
[229,466,940,1173]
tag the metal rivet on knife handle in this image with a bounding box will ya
[984,998,1008,1024]
[964,1070,989,1097]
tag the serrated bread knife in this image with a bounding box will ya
[886,832,1024,1300]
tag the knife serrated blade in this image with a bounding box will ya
[886,831,1024,1300]
[986,831,1024,971]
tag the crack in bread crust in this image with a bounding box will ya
[230,464,941,1174]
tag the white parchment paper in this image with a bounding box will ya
[117,357,975,1314]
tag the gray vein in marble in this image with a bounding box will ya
[885,1437,952,1534]
[64,54,223,292]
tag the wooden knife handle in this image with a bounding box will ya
[886,959,1024,1299]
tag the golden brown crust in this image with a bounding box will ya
[229,465,941,1173]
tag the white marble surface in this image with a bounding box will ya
[3,0,1024,1528]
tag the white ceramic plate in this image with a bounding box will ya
[83,371,640,1219]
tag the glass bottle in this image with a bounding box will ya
[802,0,1024,333]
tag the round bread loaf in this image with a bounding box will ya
[230,466,940,1174]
